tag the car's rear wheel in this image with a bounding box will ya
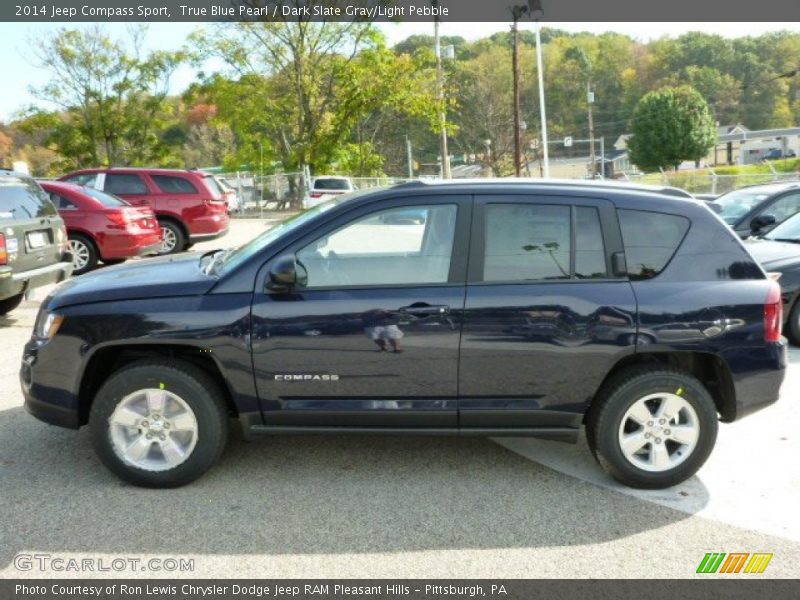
[586,367,718,489]
[0,293,24,316]
[89,360,228,488]
[68,233,98,275]
[157,219,185,255]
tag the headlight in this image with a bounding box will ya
[35,312,64,339]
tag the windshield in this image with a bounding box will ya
[765,212,800,241]
[215,198,344,274]
[714,189,772,225]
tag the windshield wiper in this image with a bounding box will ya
[769,238,800,244]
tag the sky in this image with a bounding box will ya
[1,21,799,121]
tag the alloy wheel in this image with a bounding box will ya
[69,239,90,271]
[108,388,199,472]
[617,392,700,472]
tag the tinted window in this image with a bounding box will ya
[0,177,58,220]
[105,174,148,195]
[761,192,800,223]
[575,207,607,279]
[297,204,457,288]
[314,178,351,191]
[64,173,98,187]
[82,187,127,207]
[202,176,223,197]
[715,188,775,225]
[50,193,77,210]
[618,209,690,280]
[152,175,198,195]
[484,204,571,282]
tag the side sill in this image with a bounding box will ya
[242,424,579,443]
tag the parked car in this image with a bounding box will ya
[215,177,241,213]
[763,148,797,161]
[22,180,785,489]
[712,182,800,238]
[40,181,161,275]
[0,169,72,315]
[744,211,800,345]
[303,176,354,209]
[58,168,229,255]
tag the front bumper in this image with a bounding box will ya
[20,339,81,429]
[0,261,73,300]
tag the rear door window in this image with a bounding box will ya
[0,177,58,220]
[152,175,199,195]
[105,174,148,195]
[63,173,99,187]
[618,209,690,280]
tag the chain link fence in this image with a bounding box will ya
[631,169,800,196]
[215,167,800,218]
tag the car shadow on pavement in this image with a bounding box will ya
[0,406,706,567]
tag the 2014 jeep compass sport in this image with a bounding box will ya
[21,181,786,489]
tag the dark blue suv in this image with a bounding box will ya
[20,181,786,489]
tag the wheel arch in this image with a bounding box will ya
[590,351,736,423]
[77,343,238,426]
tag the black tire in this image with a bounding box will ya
[0,293,24,316]
[785,299,800,346]
[69,233,99,275]
[89,359,228,488]
[586,367,718,489]
[183,242,195,251]
[157,219,185,255]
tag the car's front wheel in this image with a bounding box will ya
[586,367,718,489]
[89,360,228,488]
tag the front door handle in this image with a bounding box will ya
[399,303,450,316]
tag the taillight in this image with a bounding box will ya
[0,233,6,265]
[105,210,131,227]
[310,192,323,199]
[764,279,783,343]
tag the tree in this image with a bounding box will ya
[628,86,716,171]
[28,25,184,168]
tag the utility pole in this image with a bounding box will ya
[433,1,451,179]
[587,83,596,178]
[405,135,414,179]
[511,5,526,177]
[531,1,549,178]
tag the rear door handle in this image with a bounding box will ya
[399,303,450,316]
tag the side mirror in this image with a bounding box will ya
[750,214,777,235]
[267,254,307,292]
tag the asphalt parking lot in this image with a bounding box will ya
[1,218,799,579]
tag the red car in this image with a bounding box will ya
[40,181,161,275]
[57,168,230,254]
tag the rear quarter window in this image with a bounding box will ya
[152,175,199,195]
[618,209,690,280]
[0,177,58,220]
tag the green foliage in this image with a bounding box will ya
[27,26,185,171]
[628,86,717,171]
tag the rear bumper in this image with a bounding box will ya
[187,213,230,239]
[725,340,787,421]
[0,260,73,300]
[189,226,229,243]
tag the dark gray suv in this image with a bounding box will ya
[0,169,72,315]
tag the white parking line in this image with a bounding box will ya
[495,351,800,542]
